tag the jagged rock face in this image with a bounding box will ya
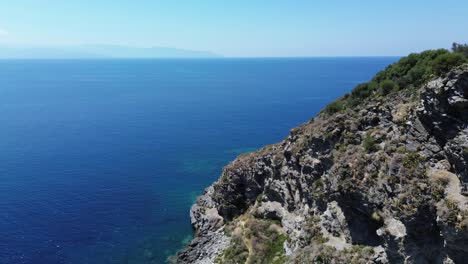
[174,65,468,264]
[417,68,468,144]
[417,67,468,183]
[171,186,230,264]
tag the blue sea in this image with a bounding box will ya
[0,58,397,264]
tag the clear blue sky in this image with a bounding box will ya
[0,0,466,57]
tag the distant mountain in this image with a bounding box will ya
[0,45,221,59]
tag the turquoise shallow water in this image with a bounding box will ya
[0,58,398,263]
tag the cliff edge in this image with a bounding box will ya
[173,51,468,264]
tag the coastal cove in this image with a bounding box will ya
[0,58,397,263]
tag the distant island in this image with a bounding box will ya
[0,45,221,59]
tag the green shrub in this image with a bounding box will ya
[320,46,468,112]
[314,178,324,190]
[323,100,344,115]
[247,219,288,264]
[363,134,377,152]
[402,152,423,169]
[303,216,328,245]
[351,82,374,99]
[445,199,461,225]
[431,186,445,201]
[452,42,468,58]
[218,218,288,264]
[341,49,453,109]
[380,79,397,95]
[432,53,466,75]
[215,235,248,264]
[263,233,287,264]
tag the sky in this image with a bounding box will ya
[0,0,467,57]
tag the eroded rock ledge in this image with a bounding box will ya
[173,64,468,264]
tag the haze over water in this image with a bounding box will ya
[0,58,397,264]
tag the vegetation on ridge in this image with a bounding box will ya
[215,218,288,264]
[323,42,468,115]
[452,42,468,58]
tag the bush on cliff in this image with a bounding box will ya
[216,218,287,264]
[323,100,344,114]
[322,46,467,115]
[452,42,468,58]
[363,134,377,152]
[432,53,467,75]
[379,79,397,95]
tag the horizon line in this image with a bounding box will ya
[0,55,402,60]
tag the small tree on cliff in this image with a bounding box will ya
[452,42,468,58]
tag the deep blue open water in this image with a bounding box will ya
[0,58,397,264]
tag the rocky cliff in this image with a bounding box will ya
[173,54,468,263]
